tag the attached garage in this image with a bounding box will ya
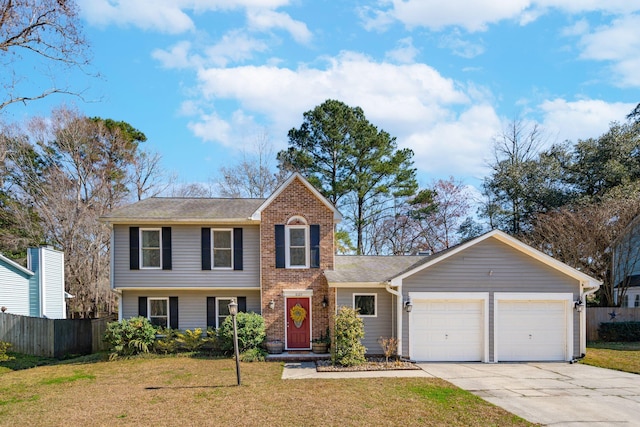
[495,293,573,362]
[409,293,488,362]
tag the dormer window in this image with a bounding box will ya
[286,216,309,268]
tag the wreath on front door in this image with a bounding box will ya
[290,303,307,328]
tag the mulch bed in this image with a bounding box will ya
[316,357,420,372]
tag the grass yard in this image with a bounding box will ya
[0,354,534,427]
[583,342,640,374]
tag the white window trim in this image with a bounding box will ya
[212,228,233,270]
[140,228,162,269]
[353,293,377,318]
[148,297,169,328]
[635,295,640,308]
[285,224,309,269]
[216,297,234,328]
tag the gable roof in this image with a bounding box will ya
[251,173,342,222]
[100,197,265,224]
[325,255,425,286]
[0,253,34,277]
[389,229,601,289]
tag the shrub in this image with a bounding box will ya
[175,328,206,352]
[104,317,157,360]
[378,336,399,363]
[218,312,266,353]
[240,347,267,362]
[0,341,14,362]
[333,306,366,367]
[598,322,640,342]
[153,328,178,354]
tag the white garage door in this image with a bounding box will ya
[496,300,567,361]
[410,299,484,361]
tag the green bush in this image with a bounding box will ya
[598,322,640,341]
[153,328,179,354]
[333,306,366,367]
[218,312,266,353]
[0,341,14,362]
[104,317,157,360]
[175,328,206,352]
[240,347,267,362]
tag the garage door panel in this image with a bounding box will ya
[411,299,484,362]
[497,300,567,362]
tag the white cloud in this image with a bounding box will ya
[363,0,640,33]
[184,52,502,180]
[539,98,635,143]
[576,14,640,87]
[385,37,420,64]
[438,31,485,58]
[152,41,203,69]
[204,31,270,67]
[246,9,312,44]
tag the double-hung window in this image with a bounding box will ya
[286,217,309,268]
[217,298,232,327]
[212,229,233,269]
[149,298,169,328]
[635,295,639,308]
[353,293,377,317]
[141,229,161,268]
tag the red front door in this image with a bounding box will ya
[286,297,311,349]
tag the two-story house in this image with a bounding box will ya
[102,173,600,362]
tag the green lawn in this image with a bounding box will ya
[0,354,535,426]
[583,342,640,374]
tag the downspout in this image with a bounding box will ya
[385,281,403,358]
[579,281,601,358]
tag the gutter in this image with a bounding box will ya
[385,281,403,358]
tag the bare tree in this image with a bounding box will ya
[169,182,214,198]
[0,0,91,111]
[217,132,286,198]
[131,149,170,201]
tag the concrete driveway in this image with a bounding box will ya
[418,363,640,426]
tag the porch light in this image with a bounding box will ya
[269,299,275,310]
[228,299,241,386]
[574,299,584,313]
[322,295,328,308]
[404,297,413,313]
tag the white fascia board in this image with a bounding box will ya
[113,287,261,291]
[250,173,342,222]
[327,281,387,288]
[0,253,34,276]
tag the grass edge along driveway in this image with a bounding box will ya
[582,342,640,375]
[0,355,535,426]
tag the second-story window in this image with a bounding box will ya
[286,217,309,268]
[212,229,233,269]
[141,228,161,268]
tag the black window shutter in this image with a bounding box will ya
[310,224,320,268]
[238,296,247,313]
[233,228,243,271]
[169,297,179,329]
[201,228,211,270]
[162,227,172,270]
[206,297,216,328]
[275,225,285,268]
[138,296,147,317]
[130,227,140,270]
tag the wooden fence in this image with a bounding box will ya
[0,313,114,358]
[586,307,640,341]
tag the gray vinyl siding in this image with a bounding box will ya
[121,289,261,330]
[28,249,40,317]
[113,224,260,289]
[0,260,31,316]
[336,288,395,355]
[401,239,580,361]
[40,248,65,319]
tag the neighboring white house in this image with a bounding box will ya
[0,247,67,319]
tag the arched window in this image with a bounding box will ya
[286,216,309,268]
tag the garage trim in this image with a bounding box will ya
[408,292,489,362]
[493,292,573,363]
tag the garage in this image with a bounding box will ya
[409,294,488,362]
[495,294,572,362]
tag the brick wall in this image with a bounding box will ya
[260,176,335,344]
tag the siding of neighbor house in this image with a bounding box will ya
[36,247,65,319]
[121,289,261,330]
[28,249,40,317]
[112,224,260,289]
[336,287,395,354]
[0,259,31,316]
[400,238,580,360]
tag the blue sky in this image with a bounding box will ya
[5,0,640,192]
